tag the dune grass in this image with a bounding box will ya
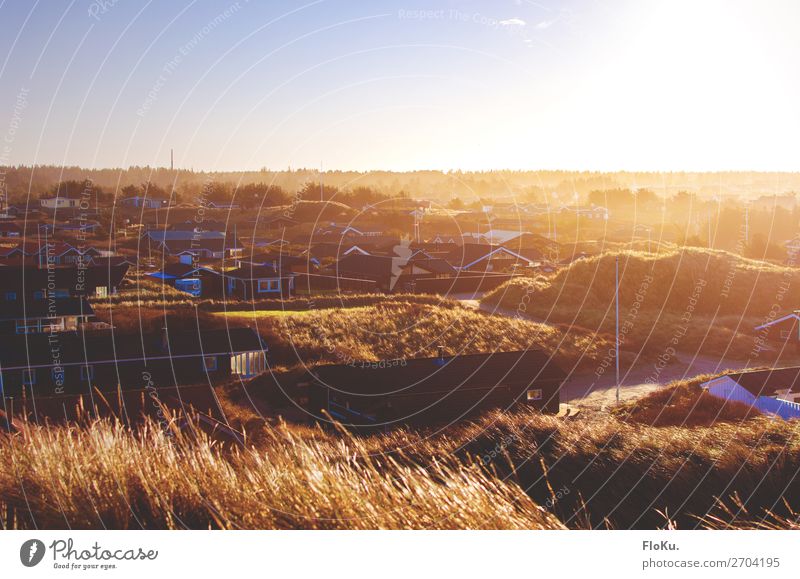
[0,417,561,530]
[483,248,800,362]
[252,300,609,370]
[3,387,799,530]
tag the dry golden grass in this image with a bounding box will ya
[356,406,800,529]
[0,417,561,530]
[484,248,800,361]
[614,374,763,427]
[4,395,799,530]
[251,300,609,370]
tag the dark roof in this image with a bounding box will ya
[335,254,393,281]
[240,253,318,272]
[7,384,225,425]
[158,262,202,278]
[0,264,129,294]
[170,219,227,232]
[0,297,94,321]
[0,327,264,370]
[223,264,283,280]
[444,244,499,268]
[161,238,230,254]
[90,256,136,267]
[407,257,456,275]
[166,327,264,356]
[726,367,800,398]
[444,244,536,268]
[313,350,565,397]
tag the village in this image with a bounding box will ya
[2,174,800,436]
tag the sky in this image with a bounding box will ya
[0,0,799,172]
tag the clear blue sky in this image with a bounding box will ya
[1,0,799,172]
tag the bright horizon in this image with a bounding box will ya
[1,0,799,173]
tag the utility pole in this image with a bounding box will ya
[170,148,174,171]
[744,203,750,245]
[615,254,620,404]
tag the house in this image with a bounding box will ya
[89,255,137,268]
[221,265,293,298]
[39,195,82,210]
[702,368,800,420]
[148,263,211,296]
[462,229,527,245]
[120,195,171,209]
[333,252,518,295]
[50,219,101,234]
[6,384,227,429]
[0,222,21,237]
[260,215,299,230]
[303,349,565,430]
[145,231,244,262]
[253,238,290,250]
[0,296,94,334]
[0,264,129,299]
[36,241,102,266]
[170,219,227,233]
[316,224,384,238]
[445,244,538,272]
[4,204,42,220]
[239,253,319,274]
[754,312,800,349]
[292,273,377,295]
[559,204,609,220]
[0,242,38,262]
[334,254,408,292]
[0,327,267,397]
[205,201,239,210]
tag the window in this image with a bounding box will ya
[203,356,218,371]
[33,290,45,300]
[16,319,39,334]
[80,366,94,381]
[231,351,266,377]
[258,279,280,293]
[527,389,543,401]
[95,286,108,299]
[5,291,16,301]
[22,369,36,385]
